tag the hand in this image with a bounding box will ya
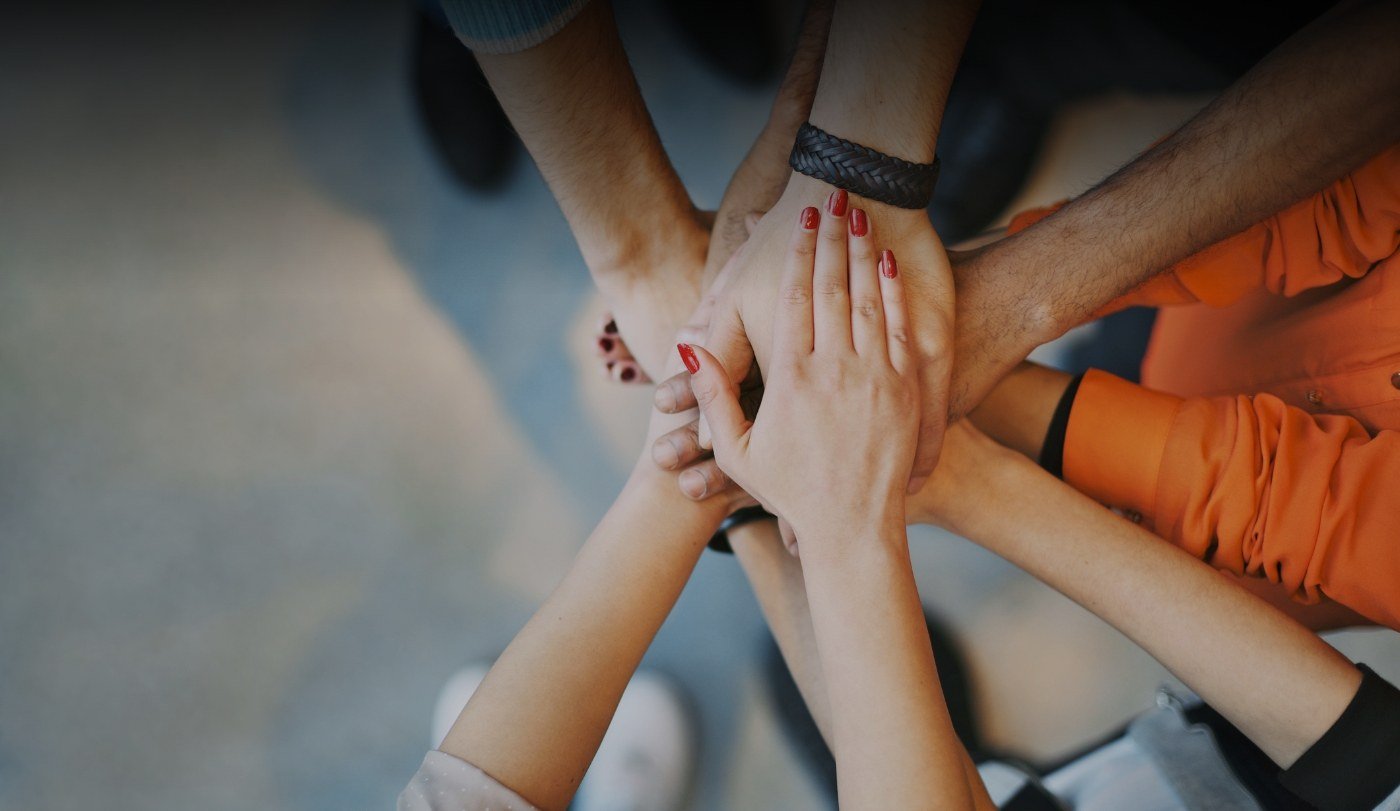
[658,175,955,494]
[679,201,920,543]
[630,279,759,517]
[592,208,711,380]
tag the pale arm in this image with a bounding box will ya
[801,520,993,810]
[438,464,726,811]
[917,428,1361,767]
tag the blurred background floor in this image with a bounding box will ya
[3,1,1398,809]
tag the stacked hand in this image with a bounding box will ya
[652,176,956,499]
[680,201,920,544]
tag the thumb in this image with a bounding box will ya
[677,343,747,462]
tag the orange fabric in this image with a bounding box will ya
[1005,145,1400,317]
[1067,371,1400,630]
[1039,144,1400,630]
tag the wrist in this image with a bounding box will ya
[798,512,909,571]
[780,172,932,226]
[957,238,1062,349]
[789,496,905,553]
[586,200,707,286]
[625,459,731,523]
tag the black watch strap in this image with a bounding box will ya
[708,506,776,554]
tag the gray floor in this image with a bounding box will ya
[3,2,1398,810]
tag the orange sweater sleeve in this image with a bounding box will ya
[1005,144,1400,317]
[1064,370,1400,631]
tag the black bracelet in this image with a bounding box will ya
[707,506,776,554]
[789,122,940,210]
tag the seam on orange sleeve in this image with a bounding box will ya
[1062,369,1182,521]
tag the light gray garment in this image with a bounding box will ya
[398,751,537,811]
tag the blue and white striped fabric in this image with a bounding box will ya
[440,0,593,54]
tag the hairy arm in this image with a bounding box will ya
[703,0,834,281]
[950,0,1400,413]
[473,1,707,374]
[473,1,701,280]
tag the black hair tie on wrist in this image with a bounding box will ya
[708,506,776,554]
[789,122,940,210]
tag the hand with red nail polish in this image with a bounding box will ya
[680,200,920,547]
[592,313,652,384]
[674,174,955,500]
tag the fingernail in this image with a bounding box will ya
[849,208,868,237]
[620,365,636,382]
[677,343,700,374]
[799,206,819,230]
[880,249,898,278]
[599,337,614,352]
[603,319,618,335]
[827,189,848,217]
[680,469,708,499]
[654,385,677,412]
[652,437,679,468]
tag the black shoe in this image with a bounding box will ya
[661,0,781,87]
[928,68,1049,245]
[762,608,999,803]
[410,7,519,192]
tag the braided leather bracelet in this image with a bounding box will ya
[789,122,940,210]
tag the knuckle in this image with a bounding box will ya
[851,295,881,320]
[815,280,847,300]
[888,326,912,346]
[780,284,812,306]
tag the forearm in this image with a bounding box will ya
[728,519,832,742]
[951,455,1360,768]
[802,518,979,809]
[966,361,1071,460]
[753,0,978,222]
[440,466,725,810]
[706,0,834,279]
[953,1,1400,411]
[475,1,699,279]
[809,0,977,162]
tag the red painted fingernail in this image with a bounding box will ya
[799,206,819,230]
[620,365,636,382]
[827,189,848,217]
[849,208,868,237]
[599,337,614,352]
[677,343,700,374]
[880,250,897,278]
[603,319,618,335]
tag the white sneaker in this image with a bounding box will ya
[430,664,489,748]
[429,665,695,811]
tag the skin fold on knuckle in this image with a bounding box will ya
[852,295,881,321]
[815,280,847,300]
[780,284,812,307]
